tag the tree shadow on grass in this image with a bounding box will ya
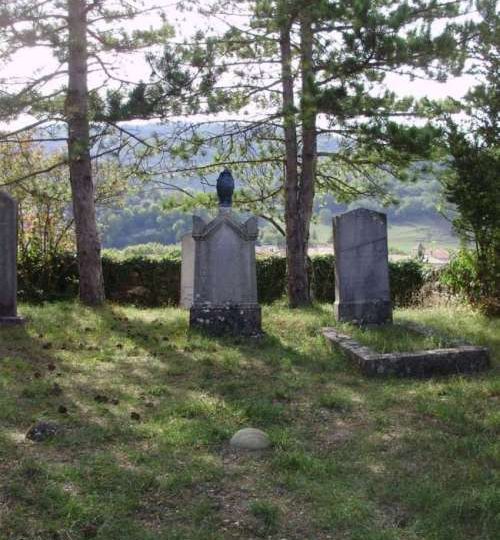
[0,316,226,539]
[2,304,496,539]
[93,303,359,444]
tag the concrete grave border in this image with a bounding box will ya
[322,326,490,377]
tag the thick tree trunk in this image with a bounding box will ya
[280,20,310,307]
[66,0,105,305]
[299,11,317,257]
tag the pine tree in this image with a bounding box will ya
[148,0,470,306]
[0,0,172,305]
[434,0,499,309]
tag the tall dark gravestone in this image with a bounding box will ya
[189,169,262,336]
[0,192,24,325]
[333,208,392,325]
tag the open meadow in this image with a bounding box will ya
[0,303,498,540]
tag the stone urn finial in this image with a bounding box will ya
[216,168,234,208]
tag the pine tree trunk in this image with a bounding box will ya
[299,11,317,260]
[66,0,105,305]
[280,20,310,307]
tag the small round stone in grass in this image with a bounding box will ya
[230,428,271,450]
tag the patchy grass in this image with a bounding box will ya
[334,319,455,353]
[0,302,498,540]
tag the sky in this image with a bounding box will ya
[0,0,479,131]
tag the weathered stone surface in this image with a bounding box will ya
[230,428,271,450]
[26,421,60,442]
[190,305,261,337]
[322,327,490,377]
[333,208,392,325]
[189,208,262,336]
[192,210,258,306]
[180,233,195,308]
[0,192,23,325]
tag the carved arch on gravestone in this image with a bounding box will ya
[192,213,258,241]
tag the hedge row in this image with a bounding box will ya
[18,253,425,307]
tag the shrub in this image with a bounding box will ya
[102,256,181,306]
[310,255,335,302]
[389,259,426,307]
[440,249,499,315]
[18,251,78,303]
[256,256,287,303]
[440,250,480,301]
[103,243,181,261]
[18,247,427,307]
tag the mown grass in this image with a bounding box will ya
[0,302,498,540]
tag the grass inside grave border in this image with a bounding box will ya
[333,317,459,354]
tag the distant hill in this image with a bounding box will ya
[35,122,457,250]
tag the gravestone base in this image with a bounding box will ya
[0,316,25,326]
[334,299,392,326]
[190,304,262,336]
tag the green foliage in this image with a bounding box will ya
[440,249,480,301]
[100,201,192,249]
[389,259,426,307]
[103,243,181,262]
[429,1,500,308]
[440,249,499,315]
[440,126,499,302]
[256,256,287,303]
[0,140,75,258]
[310,255,335,302]
[18,247,427,308]
[101,257,181,306]
[18,252,78,303]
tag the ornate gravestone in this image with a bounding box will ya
[0,192,24,325]
[189,169,261,336]
[333,208,392,325]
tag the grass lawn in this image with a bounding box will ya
[0,302,498,540]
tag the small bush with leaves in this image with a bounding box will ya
[440,249,499,315]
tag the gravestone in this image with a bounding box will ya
[333,208,392,325]
[0,192,24,325]
[189,169,261,336]
[180,233,195,308]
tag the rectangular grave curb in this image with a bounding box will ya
[322,327,490,377]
